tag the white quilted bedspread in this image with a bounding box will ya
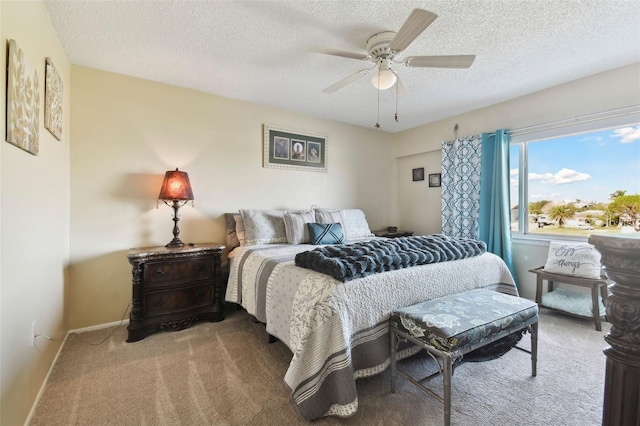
[226,243,517,420]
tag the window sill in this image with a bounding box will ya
[512,233,589,246]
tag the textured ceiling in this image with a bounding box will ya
[44,1,640,133]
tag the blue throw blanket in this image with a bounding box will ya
[294,234,487,282]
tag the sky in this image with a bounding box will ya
[510,125,640,206]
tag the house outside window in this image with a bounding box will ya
[510,120,640,239]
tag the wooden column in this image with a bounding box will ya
[588,235,640,426]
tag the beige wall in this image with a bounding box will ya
[68,62,640,330]
[0,2,71,425]
[1,2,637,424]
[393,63,640,299]
[68,66,395,329]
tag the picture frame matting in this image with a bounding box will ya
[429,173,442,187]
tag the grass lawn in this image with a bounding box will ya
[528,226,635,237]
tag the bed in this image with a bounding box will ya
[224,209,517,421]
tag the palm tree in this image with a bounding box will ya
[608,194,640,231]
[549,205,575,228]
[609,190,627,200]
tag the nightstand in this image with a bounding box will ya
[126,243,225,342]
[373,229,414,238]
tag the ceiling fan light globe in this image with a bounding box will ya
[371,69,397,90]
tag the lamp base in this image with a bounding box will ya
[165,237,185,248]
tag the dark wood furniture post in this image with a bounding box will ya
[127,243,225,342]
[588,235,640,426]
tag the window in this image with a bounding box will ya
[510,122,640,238]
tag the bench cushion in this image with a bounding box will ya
[390,289,538,352]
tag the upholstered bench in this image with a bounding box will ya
[389,288,539,426]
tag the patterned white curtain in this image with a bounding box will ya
[441,135,483,239]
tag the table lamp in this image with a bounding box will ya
[158,168,194,248]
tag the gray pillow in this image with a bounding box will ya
[239,209,287,245]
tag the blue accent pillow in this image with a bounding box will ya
[307,223,344,245]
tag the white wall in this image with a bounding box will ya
[396,151,442,234]
[393,63,640,299]
[0,2,71,425]
[68,66,395,329]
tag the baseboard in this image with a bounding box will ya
[24,318,130,425]
[70,318,130,334]
[24,330,69,426]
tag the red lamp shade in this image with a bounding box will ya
[158,168,194,201]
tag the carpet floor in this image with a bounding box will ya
[29,307,607,425]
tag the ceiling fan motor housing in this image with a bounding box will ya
[366,31,397,60]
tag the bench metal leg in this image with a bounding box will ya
[531,321,538,377]
[443,353,453,426]
[390,318,537,426]
[390,328,397,393]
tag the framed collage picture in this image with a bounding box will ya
[263,124,327,172]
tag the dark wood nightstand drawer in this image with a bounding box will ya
[143,257,212,286]
[144,283,213,317]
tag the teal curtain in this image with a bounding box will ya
[441,135,483,239]
[479,130,517,285]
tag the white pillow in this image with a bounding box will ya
[284,210,315,244]
[315,208,373,241]
[342,209,374,239]
[543,241,602,279]
[315,209,346,235]
[239,209,287,245]
[234,214,246,246]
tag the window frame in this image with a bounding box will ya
[509,108,640,242]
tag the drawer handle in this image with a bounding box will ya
[154,296,162,306]
[196,290,204,299]
[195,264,205,272]
[153,268,165,278]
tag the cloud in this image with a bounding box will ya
[530,193,560,199]
[579,136,602,143]
[529,168,591,184]
[510,168,519,186]
[612,126,640,143]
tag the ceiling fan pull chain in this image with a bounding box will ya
[375,74,381,128]
[395,83,399,122]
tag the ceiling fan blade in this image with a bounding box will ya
[404,55,476,69]
[310,46,368,61]
[322,67,374,93]
[388,9,438,52]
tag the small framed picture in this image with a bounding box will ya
[412,167,424,182]
[291,139,306,161]
[273,136,290,160]
[429,173,441,187]
[307,141,321,163]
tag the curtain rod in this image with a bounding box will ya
[487,104,640,138]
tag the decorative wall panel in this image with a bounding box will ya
[6,39,40,155]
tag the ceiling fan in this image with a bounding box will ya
[311,9,475,94]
